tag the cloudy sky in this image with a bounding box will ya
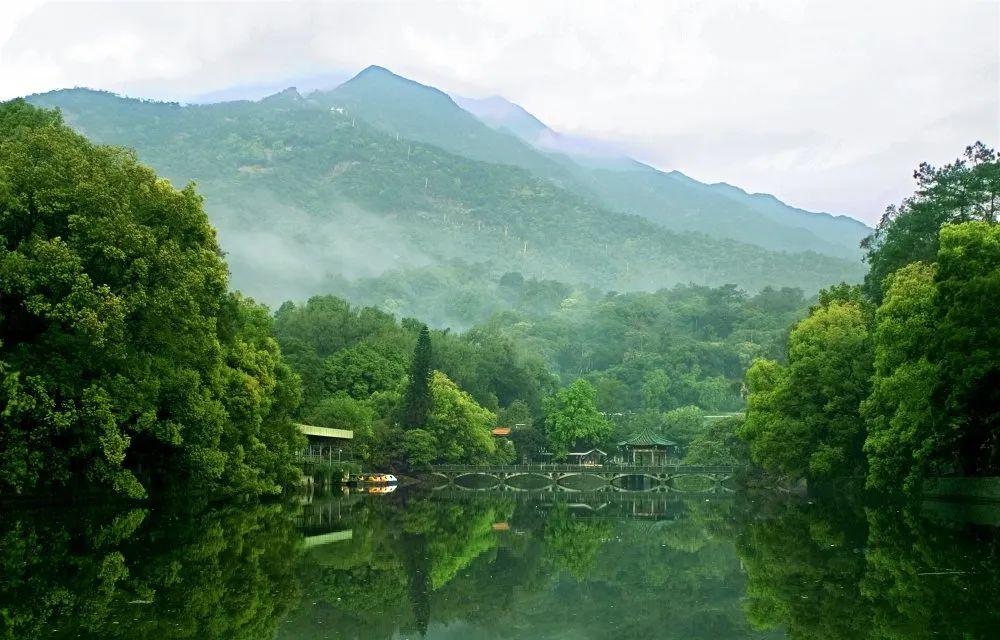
[2,0,997,223]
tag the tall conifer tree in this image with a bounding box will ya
[402,325,433,428]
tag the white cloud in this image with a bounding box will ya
[1,0,997,222]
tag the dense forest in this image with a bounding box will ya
[741,143,999,493]
[270,278,805,467]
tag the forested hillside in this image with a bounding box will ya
[271,279,806,465]
[28,81,865,310]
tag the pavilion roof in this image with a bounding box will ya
[567,449,607,457]
[618,427,677,448]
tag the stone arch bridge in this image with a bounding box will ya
[426,463,741,494]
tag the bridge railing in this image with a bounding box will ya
[428,463,740,474]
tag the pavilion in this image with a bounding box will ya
[297,423,353,461]
[618,427,679,465]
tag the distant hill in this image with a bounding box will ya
[26,80,866,309]
[454,92,870,259]
[316,67,868,259]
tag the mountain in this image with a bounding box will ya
[454,94,870,259]
[321,67,869,262]
[452,94,634,168]
[25,81,865,310]
[311,66,578,187]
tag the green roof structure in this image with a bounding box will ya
[617,427,677,448]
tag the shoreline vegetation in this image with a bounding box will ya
[1,99,997,504]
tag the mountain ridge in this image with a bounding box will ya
[449,89,869,257]
[24,84,866,309]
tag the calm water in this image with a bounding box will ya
[2,488,999,639]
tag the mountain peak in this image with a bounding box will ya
[345,65,424,89]
[261,86,302,101]
[356,64,394,77]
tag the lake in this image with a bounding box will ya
[2,487,999,639]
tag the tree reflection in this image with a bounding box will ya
[0,501,302,640]
[735,497,1000,640]
[7,491,998,640]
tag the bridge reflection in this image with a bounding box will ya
[429,486,732,521]
[426,463,740,494]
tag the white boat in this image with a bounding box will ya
[353,473,398,484]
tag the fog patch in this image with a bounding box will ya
[208,194,433,307]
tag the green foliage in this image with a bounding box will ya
[305,392,375,459]
[864,222,1000,491]
[683,416,748,465]
[933,222,1000,475]
[542,379,612,459]
[0,100,302,499]
[502,400,545,461]
[741,144,998,490]
[400,429,438,470]
[272,295,554,467]
[640,369,671,411]
[861,262,940,492]
[741,301,873,481]
[661,405,706,446]
[425,371,498,464]
[862,142,1000,300]
[309,459,361,483]
[402,326,433,428]
[323,342,406,399]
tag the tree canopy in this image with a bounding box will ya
[744,144,999,491]
[542,379,612,459]
[0,100,302,498]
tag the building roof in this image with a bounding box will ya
[567,448,607,457]
[491,427,512,437]
[295,423,354,440]
[618,427,677,448]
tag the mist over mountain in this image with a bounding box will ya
[452,90,870,259]
[27,66,866,313]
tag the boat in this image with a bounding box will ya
[351,472,398,485]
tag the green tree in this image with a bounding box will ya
[322,342,406,399]
[542,379,612,459]
[661,405,705,446]
[500,399,543,461]
[862,142,999,300]
[402,325,433,428]
[683,416,748,465]
[305,392,375,460]
[0,100,301,499]
[863,222,1000,492]
[861,262,940,493]
[400,429,438,470]
[741,301,873,481]
[933,222,1000,475]
[425,371,497,464]
[640,369,671,411]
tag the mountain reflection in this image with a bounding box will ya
[2,491,998,639]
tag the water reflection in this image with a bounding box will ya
[2,491,999,639]
[0,501,301,639]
